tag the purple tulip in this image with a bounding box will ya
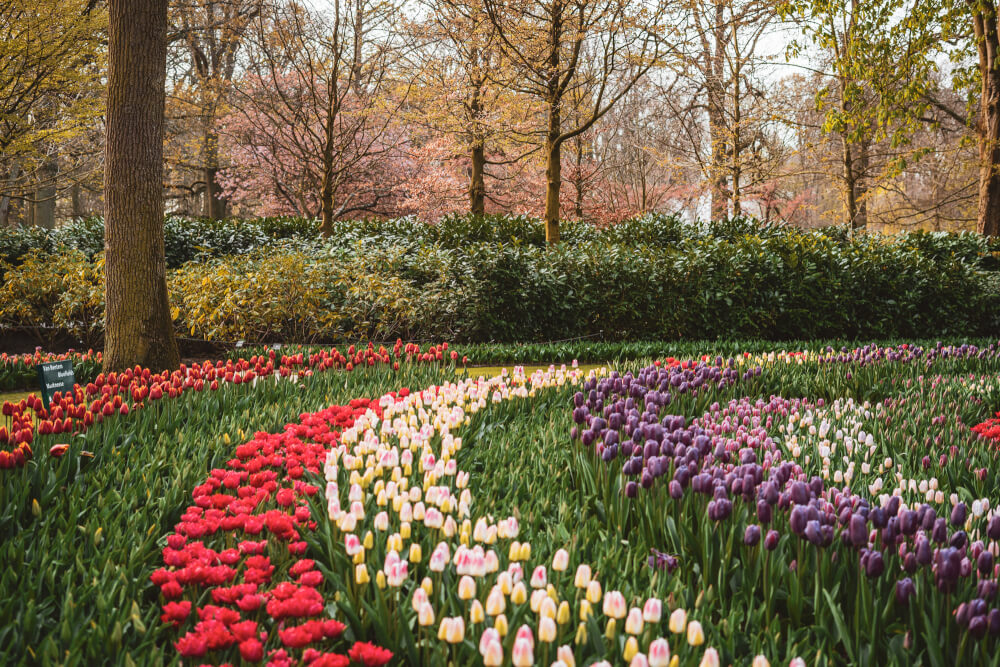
[988,515,1000,540]
[979,551,994,576]
[756,499,772,524]
[951,502,968,527]
[625,481,638,498]
[849,513,867,547]
[744,524,761,546]
[895,578,915,605]
[864,551,885,578]
[764,530,779,551]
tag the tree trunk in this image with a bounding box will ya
[71,181,83,219]
[104,0,179,372]
[573,137,584,219]
[470,141,486,215]
[544,0,563,244]
[544,121,561,243]
[976,2,1000,237]
[840,133,861,229]
[707,1,727,220]
[203,128,227,219]
[320,107,336,236]
[33,159,58,229]
[0,163,20,228]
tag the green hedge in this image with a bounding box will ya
[2,215,999,344]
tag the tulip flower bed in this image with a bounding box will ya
[0,348,102,391]
[7,339,1000,665]
[0,346,455,664]
[152,340,1000,667]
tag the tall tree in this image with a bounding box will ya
[227,0,411,233]
[484,0,670,242]
[167,0,259,219]
[104,0,180,372]
[413,0,537,215]
[0,0,104,228]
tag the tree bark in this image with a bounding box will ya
[543,0,563,243]
[975,1,1000,237]
[33,159,58,229]
[544,120,561,243]
[470,141,486,215]
[706,0,727,220]
[104,0,179,372]
[0,163,20,228]
[203,129,227,219]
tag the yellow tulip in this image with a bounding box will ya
[687,620,705,646]
[470,600,485,624]
[557,601,571,625]
[355,564,370,585]
[623,636,639,662]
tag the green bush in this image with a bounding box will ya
[2,214,998,344]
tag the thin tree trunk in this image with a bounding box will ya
[840,133,860,229]
[573,137,584,218]
[707,0,727,220]
[0,163,19,228]
[544,0,563,243]
[544,118,561,243]
[203,128,227,219]
[470,141,486,215]
[975,2,1000,237]
[33,159,58,229]
[104,0,179,372]
[71,181,83,219]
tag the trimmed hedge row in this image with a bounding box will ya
[2,216,997,344]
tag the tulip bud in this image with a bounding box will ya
[605,618,617,640]
[418,602,435,626]
[557,645,576,667]
[553,549,570,571]
[625,607,644,634]
[575,622,587,645]
[409,543,422,563]
[355,564,370,585]
[495,614,509,636]
[648,638,671,667]
[586,580,602,604]
[751,656,770,667]
[643,598,662,623]
[624,636,639,662]
[687,620,704,646]
[669,608,687,634]
[445,616,465,643]
[467,599,484,624]
[486,586,506,616]
[539,616,557,643]
[511,581,528,605]
[557,601,571,625]
[512,637,534,667]
[483,639,504,666]
[458,575,476,600]
[699,647,720,667]
[575,564,592,588]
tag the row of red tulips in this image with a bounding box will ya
[0,341,457,469]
